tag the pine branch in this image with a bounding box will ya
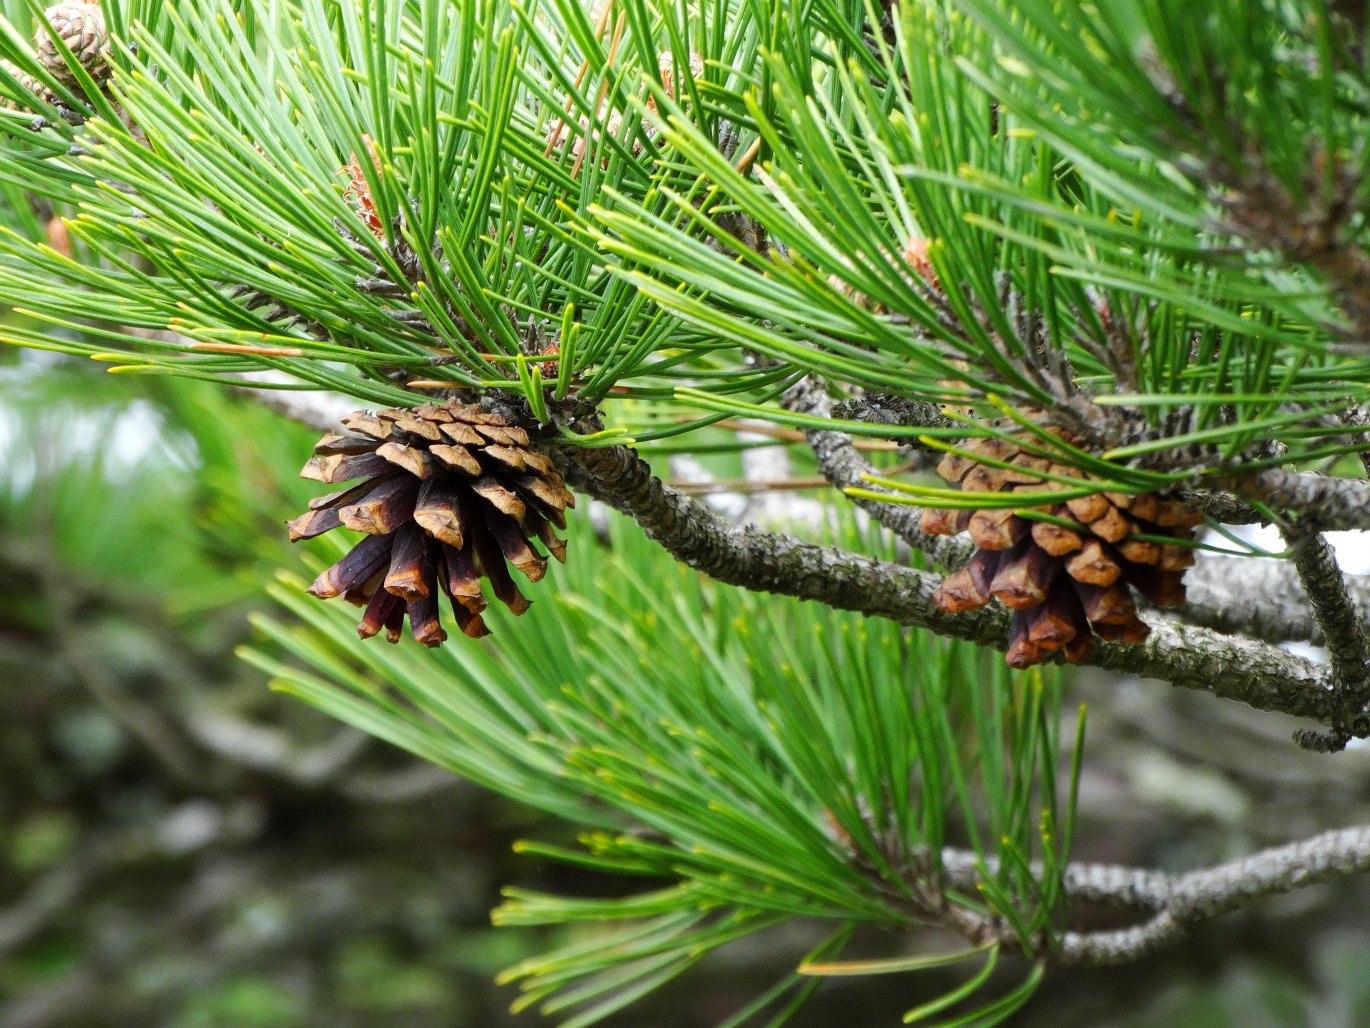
[1279,524,1370,751]
[242,385,1351,729]
[1183,556,1370,645]
[936,823,1370,966]
[789,381,1370,685]
[1233,468,1370,531]
[1213,155,1370,336]
[559,439,1336,727]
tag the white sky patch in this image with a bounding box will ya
[0,364,199,498]
[1203,519,1370,574]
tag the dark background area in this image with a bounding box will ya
[3,359,1370,1027]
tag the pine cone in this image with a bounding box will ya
[340,136,384,239]
[923,428,1202,669]
[1,58,45,110]
[290,402,574,646]
[36,1,110,86]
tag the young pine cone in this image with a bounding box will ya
[290,403,574,647]
[3,1,110,112]
[923,430,1202,669]
[1,59,44,110]
[36,1,110,86]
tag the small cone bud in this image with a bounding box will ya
[36,2,110,87]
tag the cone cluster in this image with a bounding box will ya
[2,1,109,111]
[290,402,574,647]
[922,430,1201,669]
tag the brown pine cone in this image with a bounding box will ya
[924,428,1202,669]
[290,402,573,646]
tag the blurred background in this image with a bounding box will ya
[4,350,1370,1027]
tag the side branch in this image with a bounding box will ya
[1182,556,1370,644]
[1234,467,1370,531]
[783,377,971,567]
[559,442,1335,725]
[940,823,1370,967]
[1280,524,1370,749]
[1056,822,1370,966]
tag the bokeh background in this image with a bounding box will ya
[4,352,1370,1027]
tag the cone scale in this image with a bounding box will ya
[290,402,573,646]
[923,428,1202,669]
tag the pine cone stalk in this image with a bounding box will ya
[923,428,1201,668]
[290,402,573,646]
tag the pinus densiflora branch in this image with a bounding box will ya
[6,0,1370,1023]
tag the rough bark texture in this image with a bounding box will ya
[941,823,1370,966]
[785,378,973,566]
[1280,524,1370,747]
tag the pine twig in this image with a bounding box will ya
[783,377,973,567]
[1279,524,1370,750]
[937,823,1370,966]
[1055,822,1370,966]
[1179,555,1370,645]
